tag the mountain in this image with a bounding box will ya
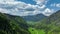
[22,14,47,22]
[48,10,60,23]
[0,13,30,34]
[33,10,60,34]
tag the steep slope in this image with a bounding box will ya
[48,10,60,23]
[0,13,30,34]
[34,10,60,34]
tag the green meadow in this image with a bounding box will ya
[28,27,45,34]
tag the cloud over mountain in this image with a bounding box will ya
[0,0,55,16]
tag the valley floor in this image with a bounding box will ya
[28,27,60,34]
[28,27,45,34]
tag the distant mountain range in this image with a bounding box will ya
[22,14,47,22]
[22,10,60,22]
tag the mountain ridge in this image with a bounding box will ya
[22,14,47,22]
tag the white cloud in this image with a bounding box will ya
[33,0,49,5]
[0,0,54,16]
[39,5,46,9]
[51,3,60,7]
[0,0,15,2]
[0,8,10,13]
[42,8,54,16]
[56,3,60,7]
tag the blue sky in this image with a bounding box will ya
[0,0,60,16]
[17,0,36,5]
[22,0,60,11]
[18,0,60,10]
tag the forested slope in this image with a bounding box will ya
[0,13,30,34]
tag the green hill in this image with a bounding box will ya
[0,13,30,34]
[33,10,60,34]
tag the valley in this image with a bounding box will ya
[0,10,60,34]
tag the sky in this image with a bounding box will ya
[0,0,60,16]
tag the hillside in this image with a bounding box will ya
[33,10,60,34]
[0,13,30,34]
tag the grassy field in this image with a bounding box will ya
[28,27,45,34]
